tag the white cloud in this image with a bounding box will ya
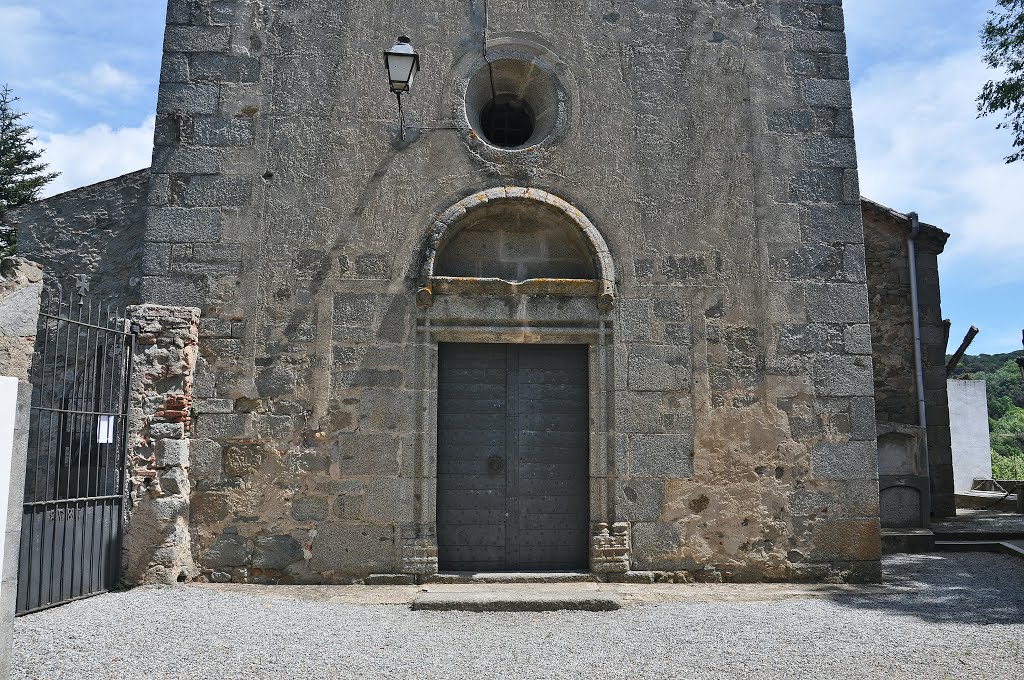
[31,62,143,108]
[0,5,43,64]
[25,107,62,129]
[81,62,141,95]
[853,48,1024,285]
[36,116,154,197]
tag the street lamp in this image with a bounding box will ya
[383,36,421,140]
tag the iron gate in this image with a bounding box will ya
[16,290,135,614]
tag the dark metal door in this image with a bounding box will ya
[16,291,135,614]
[437,343,589,571]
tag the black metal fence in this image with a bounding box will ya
[16,290,135,615]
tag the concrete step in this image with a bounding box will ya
[411,591,622,612]
[422,571,601,585]
[933,531,1024,541]
[880,529,935,554]
[934,540,1024,560]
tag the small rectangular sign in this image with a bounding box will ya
[96,415,116,444]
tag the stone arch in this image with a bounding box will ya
[417,187,616,310]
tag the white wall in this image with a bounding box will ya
[948,379,993,492]
[0,378,16,576]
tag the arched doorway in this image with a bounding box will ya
[408,187,619,573]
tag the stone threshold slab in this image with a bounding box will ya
[423,571,601,584]
[411,591,622,612]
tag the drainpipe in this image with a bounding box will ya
[907,212,931,525]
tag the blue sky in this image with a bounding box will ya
[0,0,1020,355]
[0,2,162,191]
[845,0,1023,356]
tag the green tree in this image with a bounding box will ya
[990,394,1014,420]
[954,355,1024,417]
[977,0,1024,162]
[992,405,1024,478]
[0,84,59,256]
[992,450,1024,480]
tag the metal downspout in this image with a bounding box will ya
[907,212,932,525]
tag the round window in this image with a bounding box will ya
[464,58,562,150]
[480,95,536,148]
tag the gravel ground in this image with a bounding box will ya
[14,553,1024,680]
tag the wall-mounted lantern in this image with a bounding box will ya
[383,36,421,140]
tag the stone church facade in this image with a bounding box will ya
[11,0,957,585]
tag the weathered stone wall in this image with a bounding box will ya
[123,304,201,584]
[9,169,149,308]
[140,0,880,582]
[862,199,954,518]
[0,258,44,382]
[863,206,915,425]
[915,228,955,517]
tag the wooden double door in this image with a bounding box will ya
[436,343,590,571]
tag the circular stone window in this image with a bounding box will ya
[465,58,562,150]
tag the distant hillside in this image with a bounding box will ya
[948,349,1024,478]
[950,349,1024,379]
[949,350,1024,411]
